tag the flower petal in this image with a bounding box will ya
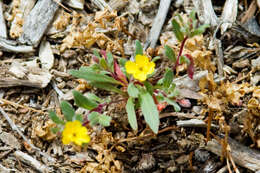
[125,61,137,74]
[62,120,90,146]
[146,61,155,74]
[134,72,147,82]
[135,55,149,65]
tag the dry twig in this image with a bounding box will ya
[0,106,55,163]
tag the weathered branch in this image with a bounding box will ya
[19,0,61,47]
[206,138,260,172]
[0,37,34,53]
[144,0,171,49]
[0,1,7,38]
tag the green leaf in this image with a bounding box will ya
[99,114,111,127]
[91,82,126,95]
[107,52,114,72]
[60,101,75,121]
[74,114,83,122]
[164,45,176,62]
[143,81,153,95]
[93,49,101,59]
[49,111,65,125]
[73,90,98,110]
[189,9,196,21]
[86,93,103,103]
[127,83,139,98]
[190,24,210,37]
[70,70,122,85]
[119,58,127,67]
[172,19,184,42]
[139,91,159,133]
[88,112,100,126]
[179,55,190,64]
[163,69,174,89]
[88,112,111,127]
[176,13,184,26]
[135,40,143,56]
[152,56,161,62]
[168,84,179,98]
[126,97,137,130]
[99,58,108,70]
[51,127,60,134]
[165,98,181,112]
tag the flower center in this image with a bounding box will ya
[138,67,144,71]
[72,133,77,137]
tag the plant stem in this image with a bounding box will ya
[173,36,188,70]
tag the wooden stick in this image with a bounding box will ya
[144,0,171,49]
[14,151,49,173]
[0,37,34,53]
[0,1,7,38]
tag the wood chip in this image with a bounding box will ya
[64,0,84,10]
[0,2,7,38]
[192,0,218,26]
[19,0,61,47]
[220,0,238,34]
[14,151,50,173]
[108,0,128,11]
[0,132,21,149]
[91,0,112,11]
[39,40,54,70]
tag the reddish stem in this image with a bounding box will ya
[173,36,188,70]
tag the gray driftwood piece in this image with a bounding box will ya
[206,138,260,172]
[144,0,171,49]
[0,37,34,53]
[0,78,43,88]
[14,151,49,173]
[0,2,7,38]
[19,0,61,47]
[192,0,218,27]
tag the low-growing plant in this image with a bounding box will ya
[49,10,209,146]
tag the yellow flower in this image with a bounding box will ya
[125,55,155,82]
[62,120,90,146]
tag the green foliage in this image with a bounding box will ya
[164,45,176,62]
[127,83,139,98]
[172,19,184,42]
[126,97,138,130]
[143,81,153,95]
[49,111,65,125]
[91,82,126,95]
[162,68,174,89]
[88,112,111,127]
[139,91,159,134]
[135,40,143,56]
[75,114,83,122]
[107,52,114,72]
[164,98,181,112]
[60,101,75,121]
[70,69,122,85]
[171,9,210,39]
[73,90,98,110]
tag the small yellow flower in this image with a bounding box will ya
[125,55,155,82]
[62,120,90,146]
